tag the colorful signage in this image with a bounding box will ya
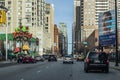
[98,10,116,46]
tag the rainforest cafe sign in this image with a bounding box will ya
[12,26,32,40]
[12,32,32,39]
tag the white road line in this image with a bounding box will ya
[37,70,41,73]
[20,78,24,80]
[46,66,49,69]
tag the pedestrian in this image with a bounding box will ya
[0,50,3,61]
[98,52,108,62]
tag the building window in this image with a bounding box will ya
[46,17,48,22]
[45,27,48,29]
[8,22,11,26]
[32,2,34,5]
[18,7,22,10]
[18,1,22,4]
[45,24,48,26]
[32,23,34,26]
[8,1,11,4]
[8,17,11,20]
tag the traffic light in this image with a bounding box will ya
[0,10,6,24]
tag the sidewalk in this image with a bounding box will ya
[110,62,120,71]
[0,60,17,67]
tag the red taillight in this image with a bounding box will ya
[64,57,66,60]
[86,58,90,63]
[70,58,73,60]
[106,60,109,64]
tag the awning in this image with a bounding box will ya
[0,34,13,40]
[30,37,36,42]
[0,33,35,41]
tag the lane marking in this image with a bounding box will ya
[37,70,41,73]
[46,66,49,69]
[20,78,24,80]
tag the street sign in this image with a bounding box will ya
[83,41,87,45]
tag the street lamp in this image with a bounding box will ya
[115,0,119,66]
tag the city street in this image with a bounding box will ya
[0,60,120,80]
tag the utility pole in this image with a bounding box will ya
[115,0,119,66]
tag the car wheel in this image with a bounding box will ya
[84,64,89,73]
[17,60,19,63]
[105,68,109,73]
[77,59,78,61]
[85,68,89,73]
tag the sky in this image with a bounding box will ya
[46,0,74,53]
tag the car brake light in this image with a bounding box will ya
[64,58,66,60]
[86,58,90,63]
[70,58,73,60]
[106,60,109,64]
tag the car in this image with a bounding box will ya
[48,55,57,61]
[77,54,85,61]
[42,54,49,60]
[17,54,25,63]
[109,52,116,62]
[63,55,74,64]
[35,56,45,62]
[84,51,109,73]
[22,56,36,63]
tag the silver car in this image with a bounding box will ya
[63,55,74,64]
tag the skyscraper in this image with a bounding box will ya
[59,22,68,56]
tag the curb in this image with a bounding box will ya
[0,61,18,68]
[110,66,120,71]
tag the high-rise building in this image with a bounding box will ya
[95,0,109,25]
[117,0,120,29]
[54,24,59,55]
[59,22,68,56]
[73,0,118,52]
[79,0,115,41]
[74,0,80,23]
[0,0,46,55]
[73,0,81,54]
[36,0,46,55]
[80,0,98,40]
[45,3,54,54]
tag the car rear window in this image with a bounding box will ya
[88,52,99,59]
[65,55,72,58]
[49,55,56,57]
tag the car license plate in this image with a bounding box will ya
[95,60,100,63]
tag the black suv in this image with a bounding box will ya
[84,51,109,73]
[48,55,57,61]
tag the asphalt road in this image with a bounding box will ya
[0,60,120,80]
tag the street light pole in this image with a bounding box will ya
[115,0,119,66]
[5,11,8,61]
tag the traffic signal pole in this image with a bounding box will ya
[115,0,119,66]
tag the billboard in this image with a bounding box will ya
[98,10,116,46]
